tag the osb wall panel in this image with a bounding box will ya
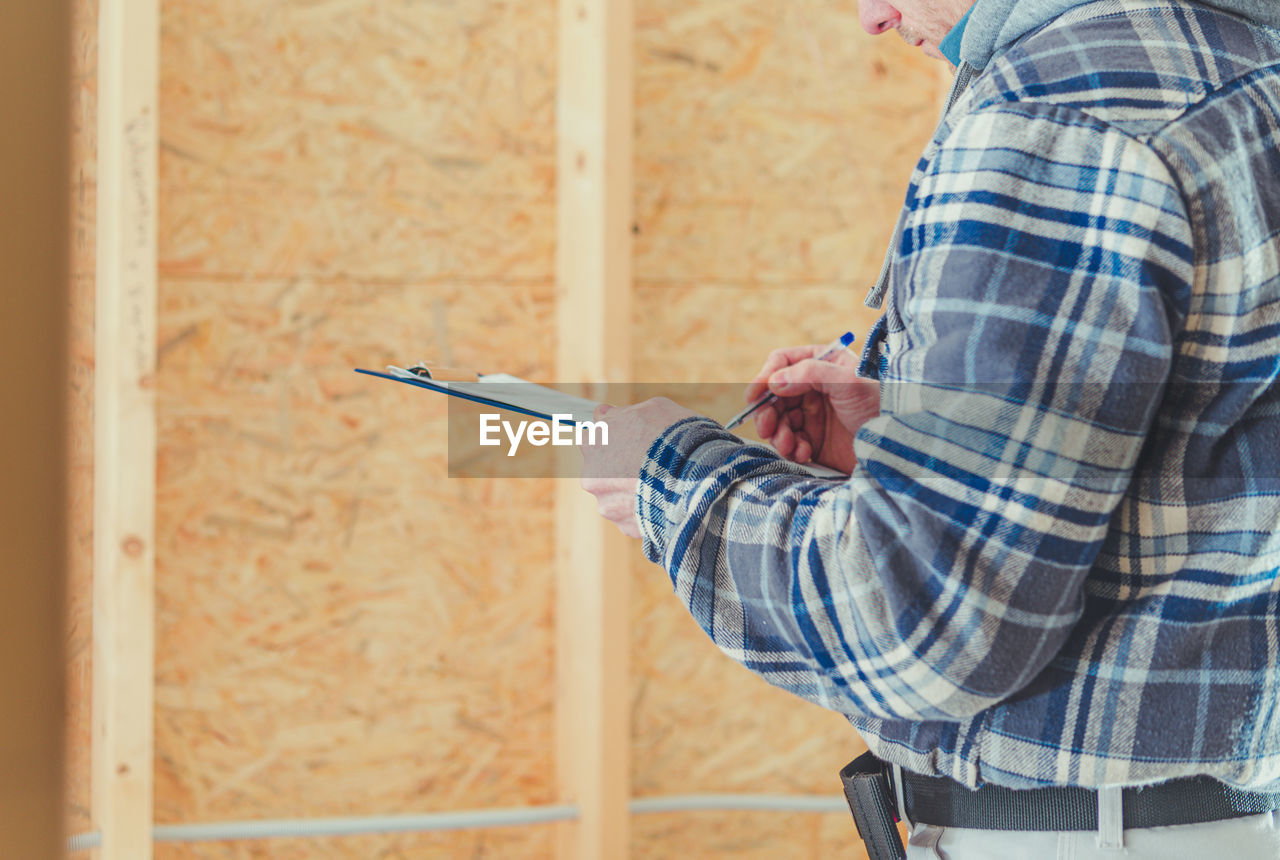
[154,281,556,827]
[631,0,947,855]
[633,811,865,860]
[155,0,558,854]
[153,825,555,860]
[159,0,554,282]
[635,0,945,287]
[61,1,949,857]
[66,0,98,840]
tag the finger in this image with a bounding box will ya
[593,403,614,421]
[755,402,781,439]
[746,345,825,401]
[759,398,803,442]
[794,432,812,465]
[802,389,825,419]
[767,366,812,398]
[769,356,862,397]
[801,390,827,454]
[773,422,796,458]
[786,407,805,430]
[744,377,769,404]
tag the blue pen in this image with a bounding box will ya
[724,331,855,430]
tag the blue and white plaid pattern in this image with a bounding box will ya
[637,0,1280,790]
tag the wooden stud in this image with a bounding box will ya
[92,0,158,857]
[555,0,634,856]
[0,1,71,855]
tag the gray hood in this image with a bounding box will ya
[960,0,1280,69]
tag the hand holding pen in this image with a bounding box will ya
[731,331,880,473]
[726,332,855,429]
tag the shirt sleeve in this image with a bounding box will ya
[636,103,1195,722]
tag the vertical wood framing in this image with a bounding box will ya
[92,0,159,856]
[0,1,71,855]
[555,0,634,856]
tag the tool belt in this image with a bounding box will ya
[839,751,1280,860]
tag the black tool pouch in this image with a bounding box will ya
[839,752,906,860]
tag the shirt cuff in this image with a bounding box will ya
[634,416,741,565]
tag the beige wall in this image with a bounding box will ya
[152,2,559,856]
[631,2,941,855]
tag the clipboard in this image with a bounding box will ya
[357,362,849,479]
[355,364,600,423]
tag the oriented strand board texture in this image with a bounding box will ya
[631,1,947,856]
[66,0,98,841]
[155,0,558,855]
[64,0,949,856]
[153,280,557,822]
[635,1,945,288]
[632,812,862,859]
[152,826,556,860]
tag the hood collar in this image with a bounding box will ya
[960,0,1280,69]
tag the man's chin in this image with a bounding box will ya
[920,42,949,63]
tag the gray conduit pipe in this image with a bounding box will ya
[631,794,848,814]
[153,805,579,842]
[66,794,849,850]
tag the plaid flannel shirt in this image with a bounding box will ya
[637,0,1280,789]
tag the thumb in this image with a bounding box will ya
[769,358,861,396]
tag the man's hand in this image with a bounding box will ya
[745,344,880,474]
[580,397,698,538]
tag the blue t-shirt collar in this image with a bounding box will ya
[938,6,974,67]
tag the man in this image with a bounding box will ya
[582,0,1280,856]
